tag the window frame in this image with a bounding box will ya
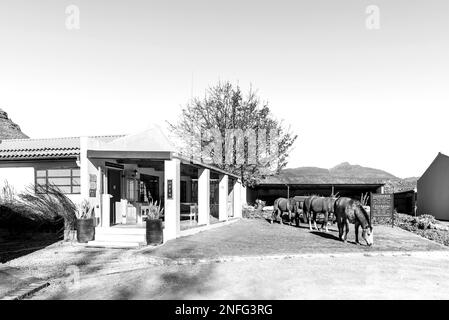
[35,168,81,195]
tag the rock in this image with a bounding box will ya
[0,108,29,139]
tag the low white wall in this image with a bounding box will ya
[0,167,35,194]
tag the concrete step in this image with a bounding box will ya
[94,233,146,243]
[85,240,144,249]
[95,227,146,236]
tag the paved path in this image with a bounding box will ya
[136,219,447,261]
[0,266,39,298]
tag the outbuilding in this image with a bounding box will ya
[417,152,449,221]
[248,175,385,205]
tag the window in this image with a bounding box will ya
[126,179,137,202]
[35,168,81,194]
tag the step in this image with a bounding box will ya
[95,227,146,236]
[85,241,144,249]
[94,233,146,243]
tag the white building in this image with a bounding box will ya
[0,126,245,245]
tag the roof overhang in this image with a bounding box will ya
[87,150,173,160]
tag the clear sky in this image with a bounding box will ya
[0,0,448,178]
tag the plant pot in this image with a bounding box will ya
[76,218,95,243]
[64,229,77,241]
[146,219,163,245]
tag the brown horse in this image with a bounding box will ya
[303,196,337,232]
[271,197,298,225]
[334,197,373,246]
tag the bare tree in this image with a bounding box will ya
[168,81,297,186]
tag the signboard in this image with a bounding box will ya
[167,179,173,200]
[89,174,97,197]
[370,193,394,226]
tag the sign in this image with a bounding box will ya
[370,193,394,226]
[89,174,97,197]
[167,179,173,199]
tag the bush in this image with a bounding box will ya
[0,183,77,237]
[375,212,449,247]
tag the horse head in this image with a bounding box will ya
[358,204,374,246]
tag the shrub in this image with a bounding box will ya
[374,212,449,247]
[76,199,95,220]
[145,200,164,220]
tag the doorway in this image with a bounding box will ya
[108,169,122,225]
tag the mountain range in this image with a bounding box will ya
[266,162,418,192]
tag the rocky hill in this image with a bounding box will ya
[0,108,28,139]
[262,162,418,192]
[283,162,397,180]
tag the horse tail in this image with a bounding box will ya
[273,198,279,214]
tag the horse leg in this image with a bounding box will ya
[343,219,350,242]
[338,222,344,241]
[278,209,283,225]
[313,212,319,230]
[322,211,329,233]
[355,221,360,245]
[295,210,300,227]
[308,210,313,231]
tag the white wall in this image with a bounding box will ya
[0,167,35,194]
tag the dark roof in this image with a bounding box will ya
[0,135,123,160]
[256,174,386,186]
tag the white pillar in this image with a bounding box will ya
[233,180,242,218]
[241,184,247,206]
[198,168,210,225]
[219,174,228,221]
[101,194,111,227]
[79,136,89,200]
[164,159,181,241]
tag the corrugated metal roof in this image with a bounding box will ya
[0,135,124,160]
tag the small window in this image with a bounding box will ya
[35,168,81,194]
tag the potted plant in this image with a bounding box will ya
[145,200,164,245]
[75,199,95,243]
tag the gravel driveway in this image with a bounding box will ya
[2,218,448,299]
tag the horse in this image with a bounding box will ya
[303,196,337,232]
[271,197,298,225]
[291,196,308,226]
[334,197,373,246]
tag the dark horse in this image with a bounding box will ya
[334,197,373,246]
[291,196,308,226]
[271,198,298,225]
[303,196,336,232]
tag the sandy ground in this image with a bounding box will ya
[31,251,449,300]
